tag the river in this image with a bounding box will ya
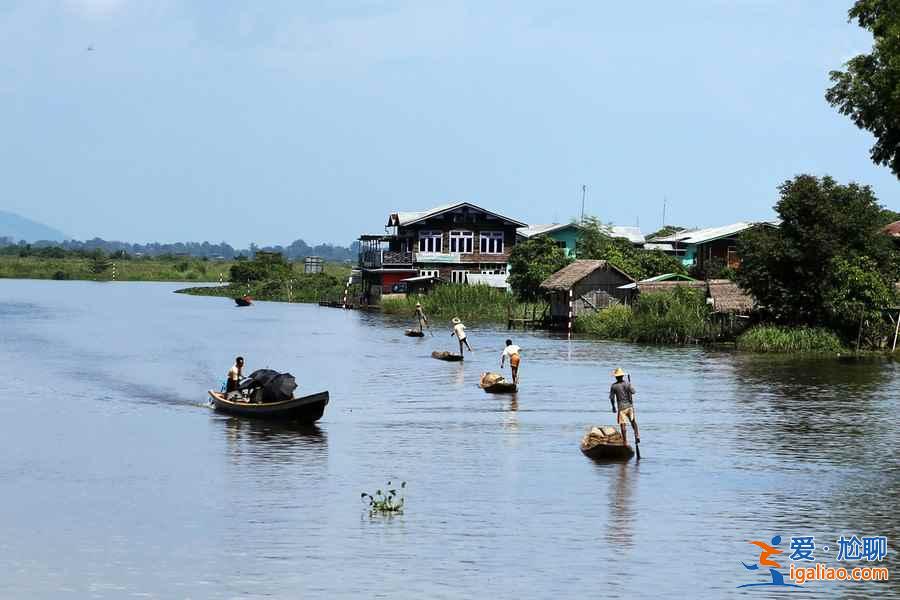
[1,280,896,598]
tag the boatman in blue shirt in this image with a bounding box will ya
[609,368,640,445]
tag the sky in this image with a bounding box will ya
[0,0,897,247]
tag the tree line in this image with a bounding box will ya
[0,236,359,262]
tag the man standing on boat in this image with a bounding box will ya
[414,302,428,333]
[500,339,521,384]
[609,368,639,445]
[226,356,244,394]
[451,317,473,355]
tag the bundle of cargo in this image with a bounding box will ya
[580,425,635,461]
[479,372,517,394]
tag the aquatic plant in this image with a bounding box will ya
[574,304,632,338]
[381,284,540,322]
[736,325,844,354]
[361,481,406,515]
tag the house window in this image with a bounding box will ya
[419,269,440,279]
[480,231,504,254]
[555,240,567,250]
[418,230,442,253]
[480,264,507,275]
[449,230,474,254]
[451,270,469,284]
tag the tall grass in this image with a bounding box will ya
[381,284,537,322]
[0,256,231,282]
[736,325,844,354]
[575,288,713,344]
[574,305,632,338]
[177,265,351,303]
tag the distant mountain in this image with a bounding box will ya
[0,210,67,242]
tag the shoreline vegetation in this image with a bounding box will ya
[0,255,234,282]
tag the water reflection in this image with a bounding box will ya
[601,462,637,550]
[219,416,328,465]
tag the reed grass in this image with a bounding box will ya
[380,284,539,322]
[736,325,844,353]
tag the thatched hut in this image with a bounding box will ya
[707,279,754,314]
[540,260,634,323]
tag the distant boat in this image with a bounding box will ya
[208,390,329,423]
[432,351,463,362]
[234,296,253,307]
[405,329,425,337]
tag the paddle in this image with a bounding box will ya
[627,373,641,461]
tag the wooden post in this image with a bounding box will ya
[892,309,900,352]
[856,310,864,352]
[568,288,574,336]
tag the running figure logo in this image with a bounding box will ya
[738,536,802,589]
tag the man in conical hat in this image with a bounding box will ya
[413,302,428,333]
[609,367,639,445]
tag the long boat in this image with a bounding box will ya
[404,329,425,337]
[234,296,253,307]
[432,351,463,362]
[482,381,517,394]
[208,390,329,423]
[580,439,635,461]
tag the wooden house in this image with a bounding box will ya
[358,202,526,304]
[540,260,634,322]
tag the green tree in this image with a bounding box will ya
[507,236,571,299]
[230,251,292,283]
[737,174,899,336]
[826,0,900,178]
[647,225,686,240]
[577,217,686,280]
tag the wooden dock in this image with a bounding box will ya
[507,304,548,330]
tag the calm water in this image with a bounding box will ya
[1,280,897,599]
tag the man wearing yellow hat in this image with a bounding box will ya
[610,368,639,445]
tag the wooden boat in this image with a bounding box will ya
[208,390,329,423]
[483,381,518,394]
[234,296,253,307]
[404,329,425,337]
[581,441,634,461]
[580,426,634,461]
[432,351,464,362]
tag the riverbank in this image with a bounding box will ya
[0,255,233,282]
[176,263,351,303]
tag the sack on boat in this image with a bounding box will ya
[480,372,505,388]
[581,425,624,449]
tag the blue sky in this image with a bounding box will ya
[0,1,896,246]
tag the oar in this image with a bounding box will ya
[627,373,641,461]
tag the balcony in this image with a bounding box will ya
[359,250,414,269]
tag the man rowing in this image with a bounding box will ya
[500,339,521,384]
[450,317,473,355]
[414,302,428,333]
[609,367,640,445]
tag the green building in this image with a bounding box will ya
[517,223,645,258]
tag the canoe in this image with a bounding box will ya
[581,441,635,461]
[404,329,425,337]
[483,381,518,394]
[208,390,329,423]
[234,296,253,307]
[432,351,464,362]
[580,425,634,461]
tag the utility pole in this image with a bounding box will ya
[580,184,587,224]
[662,196,667,229]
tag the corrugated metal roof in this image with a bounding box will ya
[609,226,645,244]
[650,221,779,245]
[517,223,576,238]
